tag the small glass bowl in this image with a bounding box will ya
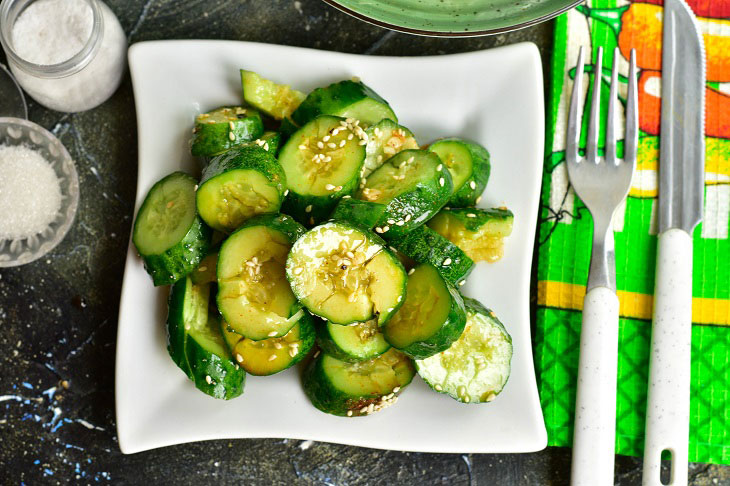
[0,117,78,267]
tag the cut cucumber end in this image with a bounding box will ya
[191,106,264,157]
[428,208,514,263]
[427,138,490,208]
[317,318,391,363]
[241,70,306,120]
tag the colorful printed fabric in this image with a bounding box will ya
[536,0,730,464]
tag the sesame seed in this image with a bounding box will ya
[395,221,404,226]
[322,135,330,142]
[342,195,351,199]
[382,226,389,232]
[469,181,476,190]
[347,410,353,417]
[458,280,466,286]
[486,393,496,402]
[284,189,289,196]
[360,407,368,414]
[407,156,414,164]
[305,205,313,213]
[346,118,354,124]
[205,375,213,384]
[443,257,452,266]
[375,227,383,233]
[317,141,324,149]
[464,396,471,403]
[228,121,235,130]
[387,219,395,225]
[335,186,343,191]
[268,354,277,361]
[327,142,337,149]
[325,184,335,191]
[434,384,443,391]
[236,354,243,363]
[264,143,269,151]
[358,140,367,146]
[392,387,400,393]
[467,213,476,218]
[346,251,354,258]
[288,348,297,357]
[228,131,236,141]
[166,200,174,209]
[439,177,445,187]
[436,164,443,171]
[273,342,283,349]
[339,140,346,148]
[309,217,315,225]
[408,268,415,275]
[314,350,320,358]
[404,214,411,222]
[367,403,375,413]
[268,331,278,337]
[347,133,354,140]
[475,196,482,204]
[198,266,207,272]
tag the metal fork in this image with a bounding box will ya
[567,46,638,486]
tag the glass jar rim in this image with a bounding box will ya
[0,0,104,79]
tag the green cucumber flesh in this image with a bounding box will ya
[416,297,512,403]
[329,197,387,230]
[190,250,218,285]
[303,348,415,417]
[191,106,264,157]
[286,221,406,326]
[363,119,418,178]
[279,115,366,225]
[221,308,315,376]
[316,318,391,363]
[428,139,490,207]
[383,263,466,360]
[240,70,306,120]
[217,214,306,340]
[358,149,453,239]
[197,146,286,232]
[292,80,397,128]
[133,171,212,286]
[428,207,514,263]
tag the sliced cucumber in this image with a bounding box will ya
[427,138,490,207]
[221,307,315,376]
[241,70,306,120]
[416,297,512,403]
[357,149,453,239]
[316,318,391,363]
[133,172,212,286]
[428,208,514,263]
[363,119,418,178]
[217,213,306,340]
[329,198,387,230]
[303,348,415,417]
[279,115,366,225]
[191,106,264,157]
[391,224,474,286]
[166,277,246,400]
[190,249,218,285]
[384,263,466,360]
[292,80,397,128]
[197,146,287,232]
[286,221,406,326]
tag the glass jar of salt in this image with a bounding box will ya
[0,0,126,113]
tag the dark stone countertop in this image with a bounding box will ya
[0,1,727,484]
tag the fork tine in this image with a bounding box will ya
[586,47,603,163]
[605,48,619,165]
[624,49,639,168]
[566,47,586,165]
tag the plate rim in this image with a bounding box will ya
[117,39,547,455]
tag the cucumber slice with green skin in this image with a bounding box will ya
[416,297,512,404]
[316,318,391,363]
[253,131,281,156]
[357,149,453,240]
[221,308,315,376]
[191,106,264,158]
[391,224,474,286]
[166,277,246,399]
[241,70,306,120]
[303,348,415,417]
[217,213,306,340]
[383,263,466,360]
[362,119,419,178]
[286,221,406,326]
[197,146,287,233]
[428,208,514,263]
[292,80,397,128]
[329,197,387,230]
[427,138,490,207]
[279,115,366,226]
[133,172,212,286]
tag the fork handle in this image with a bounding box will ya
[642,228,692,486]
[570,286,620,486]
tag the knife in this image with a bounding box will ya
[642,0,705,484]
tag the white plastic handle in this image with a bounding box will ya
[570,286,620,486]
[643,228,693,486]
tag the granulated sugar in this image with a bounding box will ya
[0,145,61,239]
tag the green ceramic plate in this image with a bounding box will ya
[323,0,580,36]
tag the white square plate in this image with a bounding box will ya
[118,40,546,454]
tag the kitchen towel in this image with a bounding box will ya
[536,0,730,464]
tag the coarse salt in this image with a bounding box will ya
[0,145,61,239]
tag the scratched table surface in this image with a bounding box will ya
[0,1,727,484]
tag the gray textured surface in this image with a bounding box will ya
[0,1,727,484]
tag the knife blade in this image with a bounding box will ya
[643,0,705,484]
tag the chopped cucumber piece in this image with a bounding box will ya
[391,224,474,286]
[166,277,245,400]
[428,138,490,207]
[241,70,306,120]
[191,106,264,157]
[190,250,218,285]
[316,318,391,363]
[358,149,452,239]
[279,115,366,225]
[286,221,406,326]
[133,171,212,286]
[292,79,397,128]
[221,308,315,376]
[197,146,287,232]
[329,198,387,230]
[303,348,415,417]
[217,214,306,340]
[428,208,514,263]
[363,119,418,178]
[416,297,512,403]
[384,263,466,360]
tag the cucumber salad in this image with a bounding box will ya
[131,70,515,416]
